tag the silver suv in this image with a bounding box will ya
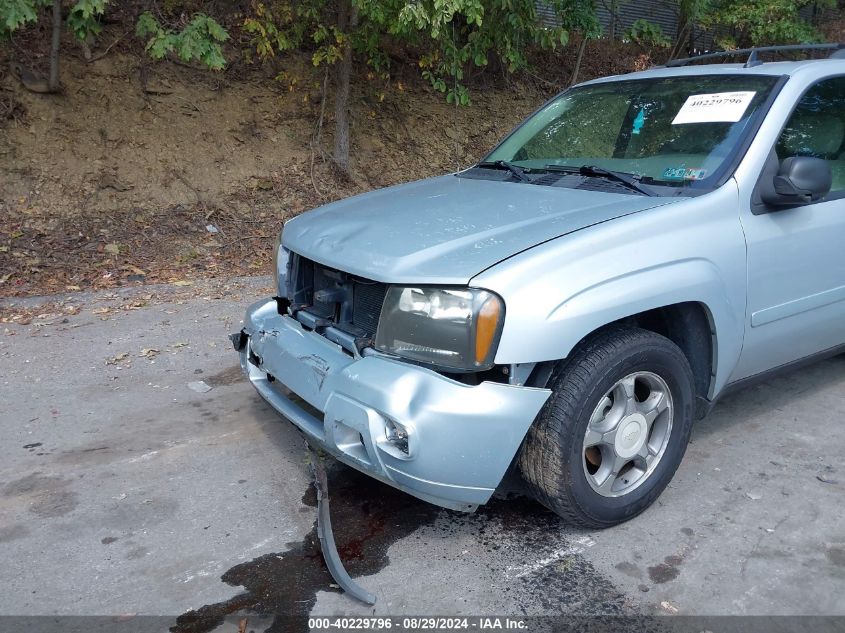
[233,46,845,527]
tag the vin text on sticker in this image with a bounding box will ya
[672,91,756,125]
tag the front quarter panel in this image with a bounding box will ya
[474,182,747,397]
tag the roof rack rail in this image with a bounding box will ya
[665,43,845,68]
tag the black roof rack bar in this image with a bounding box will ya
[665,43,845,68]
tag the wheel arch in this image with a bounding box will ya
[611,302,716,418]
[528,301,719,419]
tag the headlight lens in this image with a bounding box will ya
[374,287,504,371]
[272,228,289,297]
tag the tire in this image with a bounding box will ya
[518,325,695,528]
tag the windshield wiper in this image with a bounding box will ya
[476,160,531,182]
[543,164,656,197]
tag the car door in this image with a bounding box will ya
[734,75,845,381]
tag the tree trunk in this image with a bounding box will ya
[570,36,588,87]
[48,0,61,92]
[333,0,358,175]
[608,0,618,40]
[669,23,691,60]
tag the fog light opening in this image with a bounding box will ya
[384,418,409,455]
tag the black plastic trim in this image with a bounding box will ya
[229,330,247,352]
[711,74,789,189]
[751,73,845,214]
[664,44,845,68]
[707,342,845,414]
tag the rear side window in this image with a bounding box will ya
[776,77,845,192]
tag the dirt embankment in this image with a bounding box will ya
[0,32,651,299]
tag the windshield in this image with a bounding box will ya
[485,74,780,188]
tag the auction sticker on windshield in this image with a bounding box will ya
[672,91,756,124]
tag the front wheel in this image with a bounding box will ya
[518,326,695,528]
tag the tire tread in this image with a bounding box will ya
[518,325,694,528]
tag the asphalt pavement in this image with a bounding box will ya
[1,278,843,628]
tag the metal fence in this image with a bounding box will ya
[535,0,679,40]
[535,0,825,53]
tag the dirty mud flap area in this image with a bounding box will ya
[172,458,632,633]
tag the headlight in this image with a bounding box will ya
[272,228,289,297]
[374,287,504,371]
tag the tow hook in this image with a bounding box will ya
[306,441,377,606]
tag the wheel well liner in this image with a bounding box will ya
[621,302,715,401]
[535,302,716,417]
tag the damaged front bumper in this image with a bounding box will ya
[235,299,551,512]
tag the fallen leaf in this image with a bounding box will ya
[107,352,130,365]
[121,264,147,276]
[140,348,160,359]
[65,285,81,291]
[92,307,111,315]
[172,280,193,287]
[660,601,679,614]
[104,242,120,255]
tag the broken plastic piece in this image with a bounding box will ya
[187,380,212,393]
[307,442,377,606]
[230,330,247,352]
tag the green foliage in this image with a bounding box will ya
[709,0,832,46]
[136,11,229,70]
[677,0,712,26]
[625,18,671,47]
[242,0,600,106]
[397,0,600,104]
[243,2,305,59]
[0,0,49,35]
[1,0,104,41]
[67,0,106,41]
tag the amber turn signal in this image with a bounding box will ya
[475,295,503,366]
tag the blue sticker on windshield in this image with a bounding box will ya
[632,109,645,135]
[663,165,707,181]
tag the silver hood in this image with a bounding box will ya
[282,174,679,285]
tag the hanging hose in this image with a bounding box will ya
[306,441,377,606]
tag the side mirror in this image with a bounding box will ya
[761,156,832,206]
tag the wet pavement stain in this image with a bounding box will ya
[614,561,643,579]
[647,554,685,584]
[647,563,680,584]
[0,523,29,543]
[205,365,246,388]
[172,464,440,633]
[2,472,80,518]
[826,545,845,566]
[173,463,631,633]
